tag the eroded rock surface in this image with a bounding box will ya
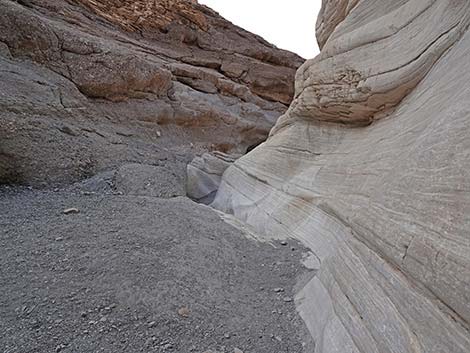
[214,1,470,352]
[0,0,303,186]
[186,151,238,204]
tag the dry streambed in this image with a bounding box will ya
[0,183,314,353]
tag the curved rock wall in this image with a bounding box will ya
[214,1,470,352]
[277,0,470,129]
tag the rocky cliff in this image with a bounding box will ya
[0,0,302,186]
[214,1,470,352]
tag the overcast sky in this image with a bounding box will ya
[198,0,322,59]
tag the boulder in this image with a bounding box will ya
[186,152,237,204]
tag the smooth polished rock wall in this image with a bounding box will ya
[213,1,470,351]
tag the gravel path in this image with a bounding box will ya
[0,187,314,353]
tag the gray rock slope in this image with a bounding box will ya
[214,1,470,352]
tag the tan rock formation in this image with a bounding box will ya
[0,0,303,185]
[214,1,470,352]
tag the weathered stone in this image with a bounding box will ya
[186,152,237,204]
[63,208,79,215]
[214,1,470,352]
[0,0,302,186]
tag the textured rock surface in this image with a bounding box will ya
[187,151,237,204]
[0,187,313,353]
[214,1,470,352]
[0,0,303,186]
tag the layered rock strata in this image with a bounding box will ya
[214,1,470,352]
[0,0,302,185]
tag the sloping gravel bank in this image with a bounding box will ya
[0,187,314,353]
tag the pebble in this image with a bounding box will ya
[55,237,64,242]
[104,303,117,311]
[224,333,231,339]
[177,307,190,318]
[148,321,157,328]
[145,337,156,346]
[163,343,173,349]
[273,288,284,293]
[283,297,293,302]
[55,344,66,352]
[280,241,288,246]
[63,208,79,215]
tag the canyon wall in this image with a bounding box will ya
[214,1,470,352]
[0,0,302,186]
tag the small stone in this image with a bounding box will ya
[104,303,116,311]
[156,130,161,137]
[63,208,79,215]
[58,125,78,137]
[163,343,173,349]
[55,237,64,242]
[177,307,190,318]
[55,344,66,352]
[224,333,231,339]
[273,288,284,293]
[283,297,293,302]
[280,241,288,246]
[148,321,156,328]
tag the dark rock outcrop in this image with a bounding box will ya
[0,0,303,186]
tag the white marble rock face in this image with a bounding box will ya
[213,0,470,352]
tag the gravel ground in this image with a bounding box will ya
[0,186,314,353]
